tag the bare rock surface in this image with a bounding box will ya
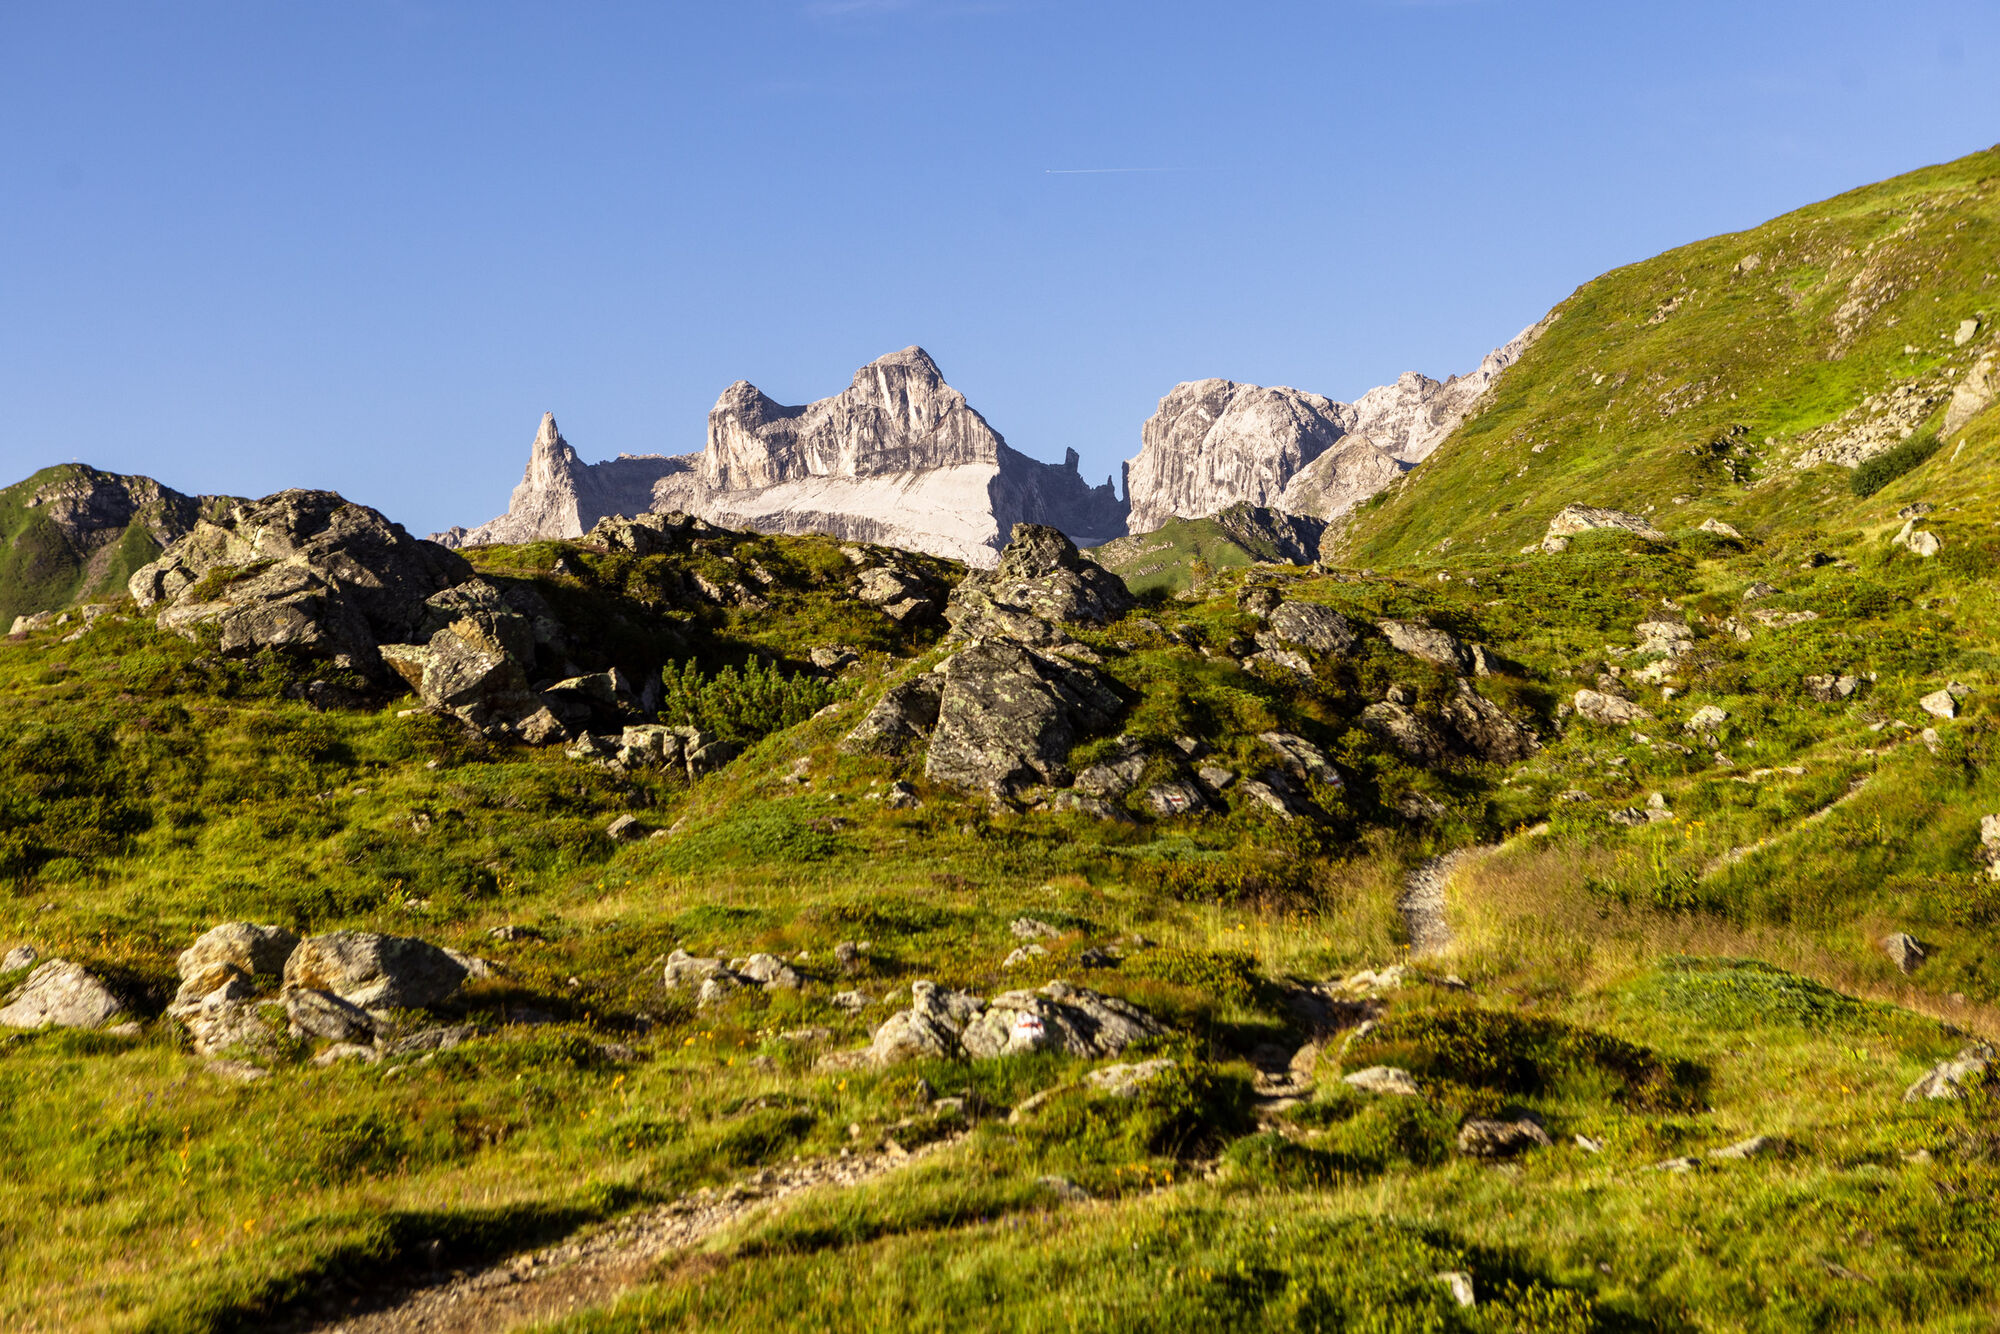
[439,351,1126,567]
[854,978,1167,1067]
[0,959,126,1030]
[1124,324,1541,532]
[282,931,469,1011]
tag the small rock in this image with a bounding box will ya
[1010,917,1062,941]
[1085,1058,1178,1098]
[738,953,801,989]
[1573,689,1654,726]
[1456,1116,1552,1159]
[697,973,742,1008]
[312,1042,382,1066]
[1684,705,1728,733]
[1709,1135,1779,1161]
[1002,944,1047,970]
[1342,1066,1420,1096]
[1649,1156,1701,1174]
[1803,674,1860,703]
[1196,764,1236,790]
[204,1059,269,1083]
[1905,1043,1993,1101]
[1573,1134,1603,1154]
[1697,518,1743,540]
[284,988,376,1043]
[487,924,542,942]
[1882,932,1926,974]
[1,946,37,972]
[1434,1271,1476,1309]
[1144,781,1210,816]
[831,990,874,1012]
[1038,1174,1093,1202]
[1741,582,1777,601]
[1920,684,1968,719]
[606,814,642,841]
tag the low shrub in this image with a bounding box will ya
[1852,432,1939,497]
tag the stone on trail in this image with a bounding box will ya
[0,959,127,1030]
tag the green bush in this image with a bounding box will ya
[1642,956,1876,1030]
[1345,1004,1704,1111]
[1852,432,1940,497]
[659,657,837,746]
[1124,948,1260,1005]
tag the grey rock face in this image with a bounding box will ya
[1539,505,1667,554]
[0,959,126,1029]
[284,987,377,1043]
[1573,689,1655,726]
[1360,701,1449,763]
[1944,352,1996,435]
[178,922,298,982]
[950,524,1135,634]
[924,639,1120,795]
[442,352,1127,568]
[1441,679,1540,763]
[1124,324,1543,532]
[282,931,469,1011]
[1905,1044,1993,1101]
[131,490,472,682]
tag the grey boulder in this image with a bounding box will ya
[1377,620,1472,672]
[0,959,127,1030]
[1263,602,1357,655]
[923,640,1120,795]
[282,931,468,1011]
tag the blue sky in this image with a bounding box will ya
[3,1,1996,536]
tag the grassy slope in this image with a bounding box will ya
[0,465,224,628]
[1340,145,2000,568]
[10,153,2000,1332]
[1091,511,1288,596]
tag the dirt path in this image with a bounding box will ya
[1705,776,1871,874]
[307,1142,947,1334]
[1398,847,1491,958]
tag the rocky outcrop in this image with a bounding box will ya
[855,978,1168,1067]
[438,350,1127,568]
[436,414,686,549]
[0,464,234,626]
[923,639,1121,794]
[1123,325,1542,533]
[131,490,472,680]
[1944,353,1997,436]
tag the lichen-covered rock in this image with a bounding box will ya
[282,931,468,1011]
[948,524,1133,637]
[1073,736,1150,798]
[1263,602,1357,655]
[858,978,1167,1066]
[0,959,126,1030]
[1377,620,1472,672]
[1905,1043,1993,1101]
[1360,701,1449,762]
[177,923,299,984]
[1456,1116,1552,1158]
[1573,689,1654,726]
[1258,732,1342,785]
[839,673,944,756]
[923,640,1120,795]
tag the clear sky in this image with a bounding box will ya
[3,1,1996,537]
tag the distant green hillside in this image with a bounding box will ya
[1341,145,2000,565]
[1091,504,1326,595]
[0,465,230,627]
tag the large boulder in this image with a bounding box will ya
[0,959,127,1030]
[924,640,1121,795]
[1539,504,1667,554]
[130,490,472,680]
[281,931,468,1011]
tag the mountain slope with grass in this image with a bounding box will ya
[0,465,234,628]
[1339,144,2000,567]
[8,147,2000,1333]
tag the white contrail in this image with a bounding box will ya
[1043,167,1194,174]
